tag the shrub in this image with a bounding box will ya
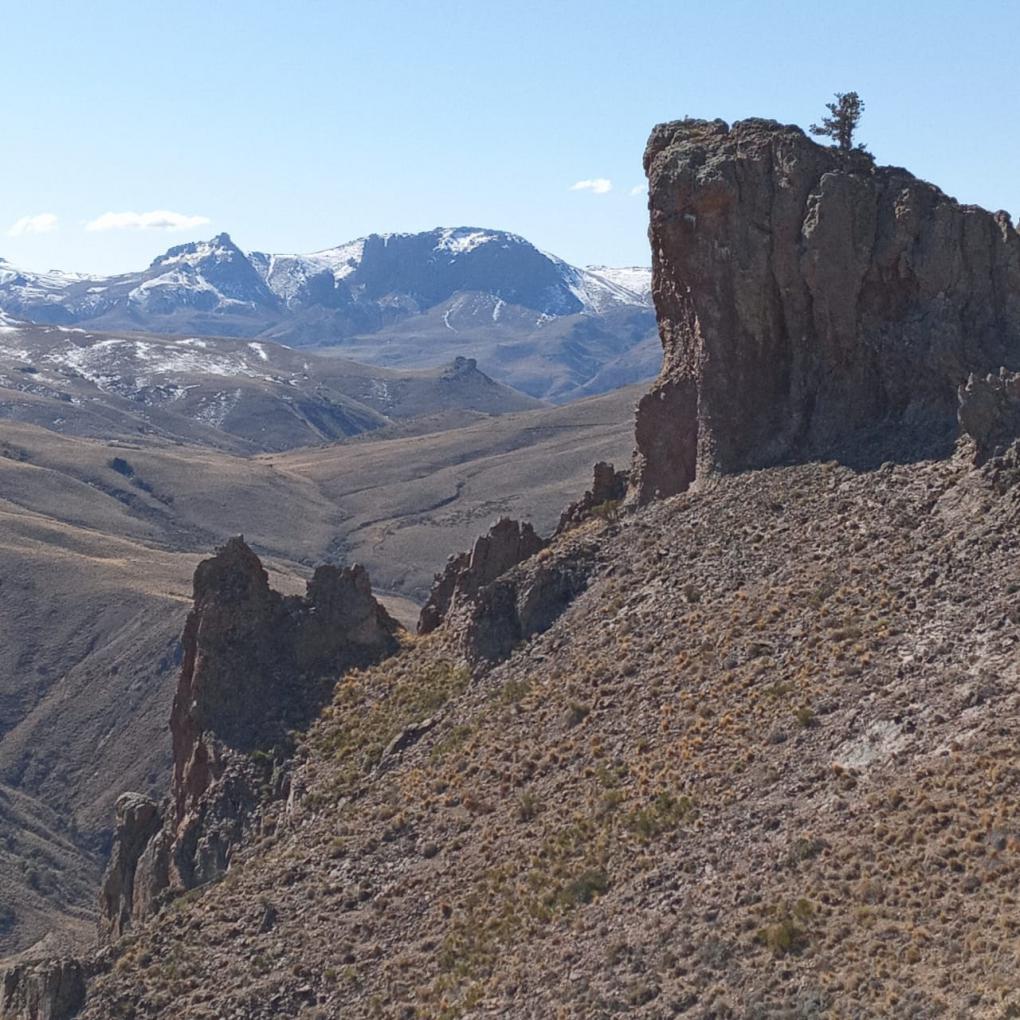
[516,792,539,822]
[627,793,695,840]
[755,918,807,956]
[557,868,610,907]
[591,499,621,523]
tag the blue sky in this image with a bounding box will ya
[3,0,1018,274]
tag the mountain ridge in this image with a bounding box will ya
[0,228,655,403]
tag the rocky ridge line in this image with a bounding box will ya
[634,117,1020,501]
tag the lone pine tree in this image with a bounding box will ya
[810,91,865,151]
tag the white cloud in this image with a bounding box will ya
[85,210,211,232]
[569,178,613,195]
[7,213,59,237]
[629,183,647,197]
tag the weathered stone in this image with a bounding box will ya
[461,546,595,663]
[635,118,1020,500]
[99,537,400,940]
[418,519,545,634]
[557,462,629,531]
[98,793,161,941]
[0,959,86,1020]
[958,369,1020,463]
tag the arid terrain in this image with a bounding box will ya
[79,445,1020,1019]
[0,385,638,960]
[3,115,1020,1020]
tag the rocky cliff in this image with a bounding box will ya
[99,538,399,940]
[0,959,86,1020]
[635,118,1020,500]
[417,518,546,635]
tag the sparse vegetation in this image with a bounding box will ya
[591,498,621,522]
[810,91,866,151]
[556,868,610,907]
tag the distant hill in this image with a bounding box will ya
[0,319,543,452]
[0,229,655,401]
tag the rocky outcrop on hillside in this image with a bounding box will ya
[459,541,597,663]
[99,538,399,939]
[958,369,1020,464]
[0,958,86,1020]
[418,518,545,634]
[635,118,1020,500]
[417,516,598,664]
[557,461,629,531]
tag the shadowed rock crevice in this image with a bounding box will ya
[635,118,1020,499]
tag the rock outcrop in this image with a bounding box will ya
[0,959,86,1020]
[417,516,595,663]
[557,461,629,532]
[635,118,1020,500]
[98,793,162,942]
[417,519,545,634]
[958,369,1020,464]
[99,538,399,939]
[460,545,595,663]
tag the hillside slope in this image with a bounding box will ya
[0,389,637,958]
[78,445,1020,1019]
[0,321,543,453]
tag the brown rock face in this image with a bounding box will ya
[635,118,1020,500]
[958,369,1020,464]
[97,793,161,941]
[556,461,629,532]
[172,539,399,824]
[417,519,545,634]
[100,538,399,939]
[0,959,86,1020]
[460,546,595,663]
[416,516,594,664]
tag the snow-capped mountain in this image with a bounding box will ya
[248,227,649,321]
[0,229,655,401]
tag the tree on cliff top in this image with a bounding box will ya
[810,92,865,151]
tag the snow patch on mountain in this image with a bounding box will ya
[252,239,366,305]
[45,337,286,396]
[542,256,650,314]
[585,266,652,303]
[152,234,238,270]
[0,310,25,333]
[434,228,504,255]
